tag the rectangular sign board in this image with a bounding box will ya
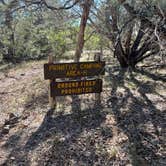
[50,79,102,97]
[44,61,105,79]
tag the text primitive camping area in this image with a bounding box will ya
[44,61,105,97]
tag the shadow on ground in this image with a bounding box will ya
[1,65,166,166]
[2,105,112,165]
[106,66,166,165]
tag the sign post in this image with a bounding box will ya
[48,54,56,109]
[44,57,105,110]
[94,53,102,107]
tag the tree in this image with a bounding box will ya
[0,0,75,62]
[0,0,18,62]
[74,0,93,62]
[90,0,166,69]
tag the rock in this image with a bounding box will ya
[10,156,15,160]
[2,125,10,134]
[4,119,10,125]
[9,113,15,119]
[84,151,91,157]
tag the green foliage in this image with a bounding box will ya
[47,29,68,57]
[84,34,100,50]
[0,1,71,62]
[84,26,110,50]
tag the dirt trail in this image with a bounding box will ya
[0,62,43,90]
[0,61,48,165]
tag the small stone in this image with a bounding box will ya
[4,119,10,125]
[10,157,15,160]
[4,125,10,129]
[2,128,9,134]
[84,151,91,157]
[9,113,15,119]
[2,125,10,134]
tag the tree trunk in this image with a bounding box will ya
[114,42,139,69]
[3,31,15,63]
[114,41,128,68]
[3,6,15,63]
[74,0,92,62]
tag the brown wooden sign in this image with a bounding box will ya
[44,61,105,79]
[50,79,102,97]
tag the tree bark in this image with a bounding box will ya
[3,4,15,63]
[114,40,128,68]
[74,0,92,62]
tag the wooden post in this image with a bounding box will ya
[94,53,102,107]
[48,54,56,109]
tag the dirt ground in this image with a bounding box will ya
[0,57,166,166]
